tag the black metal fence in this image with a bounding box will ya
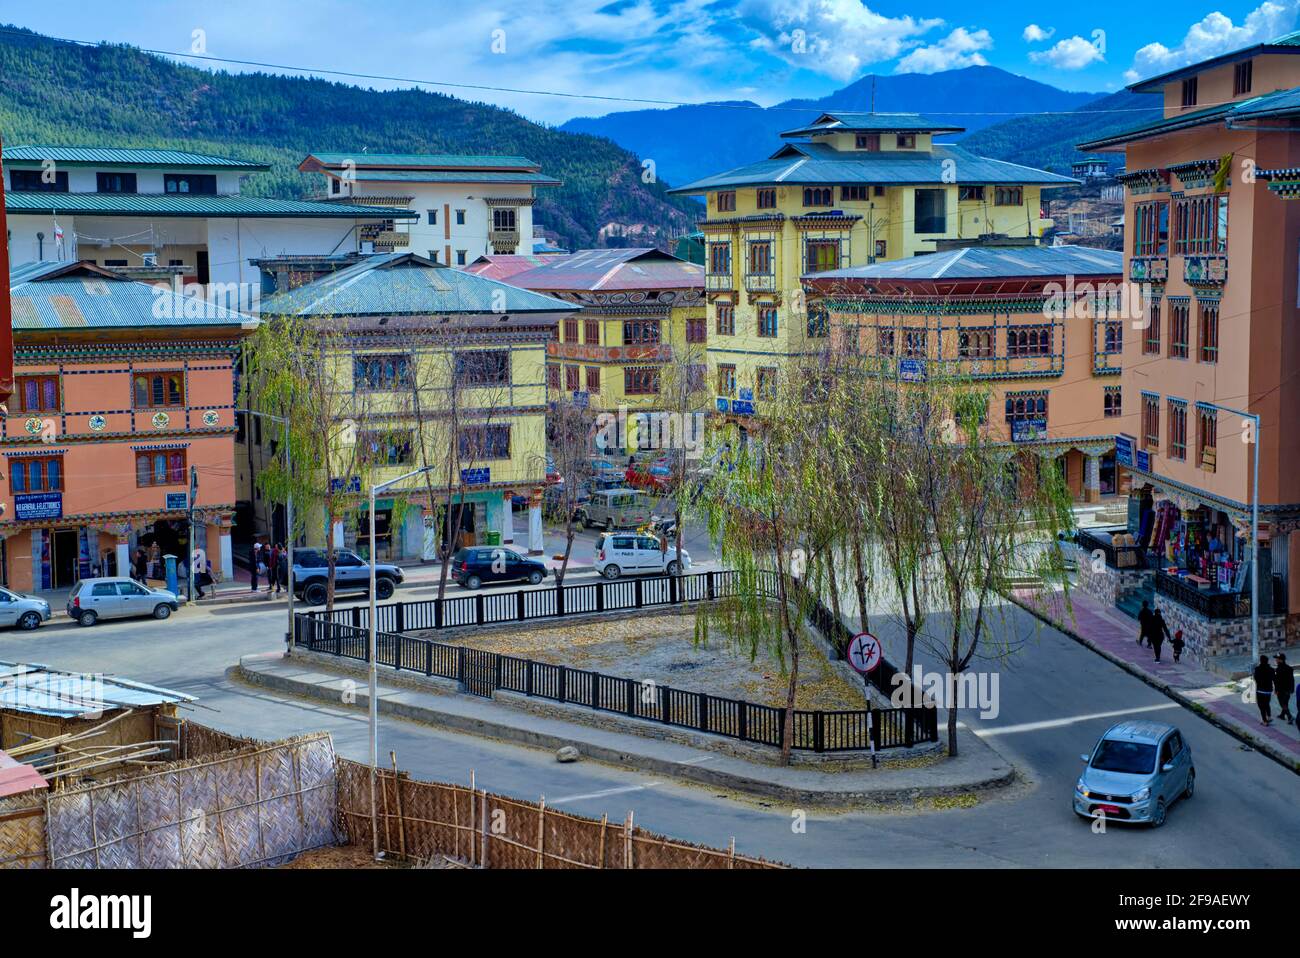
[1154,570,1249,619]
[291,570,938,753]
[1075,528,1146,571]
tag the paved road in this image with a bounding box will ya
[4,572,1298,868]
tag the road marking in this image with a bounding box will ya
[971,702,1179,737]
[551,782,663,803]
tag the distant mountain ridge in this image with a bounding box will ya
[561,66,1107,186]
[0,25,698,249]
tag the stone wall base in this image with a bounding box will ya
[1153,596,1289,661]
[1075,548,1149,607]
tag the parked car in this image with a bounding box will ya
[574,488,652,531]
[595,533,691,579]
[450,547,548,589]
[1074,720,1195,827]
[67,577,180,627]
[0,587,51,631]
[625,461,673,492]
[290,548,405,606]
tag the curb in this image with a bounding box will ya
[1006,591,1300,775]
[231,659,1017,806]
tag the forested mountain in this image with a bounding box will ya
[0,26,699,249]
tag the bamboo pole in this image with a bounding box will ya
[598,813,607,869]
[468,771,475,866]
[624,811,633,869]
[390,751,407,861]
[479,788,488,868]
[728,837,736,869]
[536,797,545,870]
[380,767,392,857]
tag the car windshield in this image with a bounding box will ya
[1091,739,1157,774]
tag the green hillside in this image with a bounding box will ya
[0,26,698,249]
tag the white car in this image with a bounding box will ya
[595,533,691,579]
[0,587,51,631]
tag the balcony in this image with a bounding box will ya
[1154,569,1249,619]
[1129,256,1168,283]
[1183,254,1228,287]
[369,231,410,250]
[705,273,734,293]
[1076,529,1146,571]
[744,272,777,293]
[489,229,521,253]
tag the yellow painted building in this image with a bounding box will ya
[241,252,575,557]
[667,112,1075,412]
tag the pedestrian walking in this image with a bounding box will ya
[250,542,262,592]
[266,544,280,594]
[1150,608,1171,662]
[272,543,286,595]
[1274,653,1295,722]
[1253,654,1275,726]
[1171,629,1185,663]
[195,558,213,599]
[133,548,148,584]
[1137,601,1153,647]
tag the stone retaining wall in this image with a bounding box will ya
[1153,596,1289,662]
[1075,547,1150,607]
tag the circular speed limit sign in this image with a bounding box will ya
[846,632,882,675]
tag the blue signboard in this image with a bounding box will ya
[166,492,189,511]
[1115,434,1134,468]
[329,476,362,494]
[899,358,927,382]
[1136,450,1151,472]
[732,398,755,415]
[571,391,589,409]
[739,387,754,403]
[15,492,63,522]
[716,397,730,413]
[461,467,491,486]
[1011,418,1047,443]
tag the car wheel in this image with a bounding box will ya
[666,560,681,576]
[466,575,482,590]
[17,611,41,631]
[304,582,328,606]
[153,604,172,620]
[78,610,98,628]
[527,570,543,585]
[375,578,395,600]
[602,565,621,580]
[1183,769,1195,800]
[1150,799,1168,828]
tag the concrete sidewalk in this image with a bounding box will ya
[235,651,1016,806]
[1010,586,1300,772]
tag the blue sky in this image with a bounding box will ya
[5,0,1299,122]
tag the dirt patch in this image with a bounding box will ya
[420,612,866,710]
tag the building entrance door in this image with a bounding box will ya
[51,528,78,589]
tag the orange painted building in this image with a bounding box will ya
[0,261,255,591]
[1079,29,1300,652]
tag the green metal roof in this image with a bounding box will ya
[669,142,1076,194]
[1077,86,1300,151]
[4,191,417,219]
[303,152,542,170]
[9,261,256,331]
[325,169,560,185]
[262,252,572,317]
[2,146,269,171]
[779,111,965,138]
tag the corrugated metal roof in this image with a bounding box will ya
[3,145,268,170]
[1079,85,1300,150]
[1128,29,1300,93]
[9,262,255,330]
[779,111,965,138]
[263,252,571,316]
[814,244,1123,281]
[0,749,48,798]
[463,253,556,281]
[670,143,1077,193]
[504,248,703,292]
[0,661,195,718]
[329,169,561,185]
[305,152,541,170]
[4,191,417,219]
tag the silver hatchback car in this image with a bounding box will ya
[67,577,181,627]
[0,587,51,631]
[1074,720,1195,827]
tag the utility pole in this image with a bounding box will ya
[187,465,198,603]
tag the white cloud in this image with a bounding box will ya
[895,27,993,74]
[1029,35,1106,70]
[1023,24,1055,43]
[1123,0,1299,83]
[740,0,945,80]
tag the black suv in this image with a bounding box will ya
[290,548,405,606]
[450,547,548,590]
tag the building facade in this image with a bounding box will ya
[3,146,414,289]
[807,244,1126,501]
[1078,29,1300,655]
[244,252,574,560]
[298,152,560,265]
[667,112,1075,412]
[0,261,255,592]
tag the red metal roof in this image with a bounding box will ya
[503,249,704,293]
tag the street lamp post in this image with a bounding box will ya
[237,409,294,652]
[1213,404,1261,662]
[367,463,438,861]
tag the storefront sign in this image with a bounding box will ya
[1115,434,1135,468]
[461,468,490,486]
[1136,450,1151,472]
[329,476,362,494]
[716,397,730,413]
[732,398,754,416]
[14,492,63,521]
[1011,418,1047,443]
[166,492,189,511]
[899,358,927,382]
[571,391,589,409]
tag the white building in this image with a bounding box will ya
[3,146,416,298]
[297,152,561,266]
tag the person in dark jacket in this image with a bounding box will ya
[1171,629,1185,663]
[133,548,148,583]
[1137,602,1153,647]
[1274,654,1295,722]
[1253,655,1275,725]
[1150,608,1171,662]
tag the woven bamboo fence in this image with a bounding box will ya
[336,758,784,869]
[43,731,339,868]
[0,792,46,868]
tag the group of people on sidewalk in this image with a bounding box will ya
[250,542,287,595]
[1252,653,1298,730]
[1136,602,1184,663]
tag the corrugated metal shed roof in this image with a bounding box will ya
[463,253,556,281]
[263,252,571,316]
[304,152,541,170]
[4,192,417,219]
[669,143,1077,193]
[2,145,269,170]
[814,244,1123,282]
[328,169,560,185]
[0,661,195,718]
[504,248,703,292]
[9,262,255,330]
[1079,85,1300,150]
[1128,29,1300,93]
[779,111,965,138]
